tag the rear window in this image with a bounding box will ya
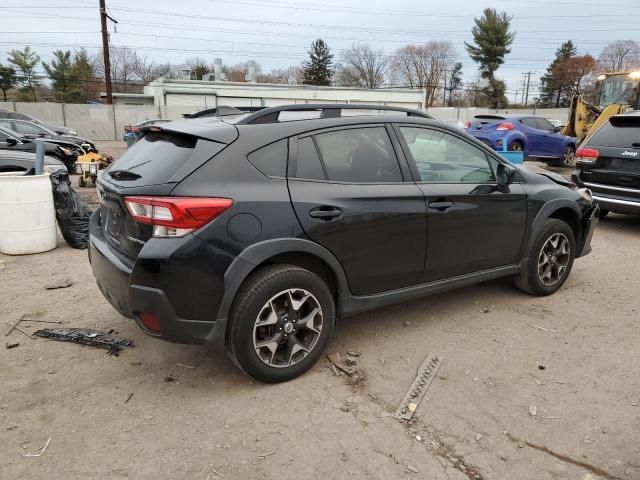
[106,132,198,186]
[588,117,640,148]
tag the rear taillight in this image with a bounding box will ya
[464,121,470,129]
[138,312,161,332]
[124,196,233,238]
[576,147,599,164]
[496,122,515,131]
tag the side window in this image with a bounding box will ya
[535,118,555,132]
[399,127,495,183]
[0,130,7,141]
[0,120,12,131]
[294,136,325,180]
[14,122,43,135]
[520,118,539,129]
[247,139,287,178]
[313,127,402,183]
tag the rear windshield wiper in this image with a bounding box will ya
[108,169,142,180]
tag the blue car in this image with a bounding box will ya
[465,114,577,167]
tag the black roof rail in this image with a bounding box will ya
[236,103,432,124]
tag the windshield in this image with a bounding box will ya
[599,75,640,107]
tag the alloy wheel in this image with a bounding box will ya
[509,142,523,152]
[538,233,571,286]
[562,148,575,167]
[253,288,323,368]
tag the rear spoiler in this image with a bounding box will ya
[139,118,239,144]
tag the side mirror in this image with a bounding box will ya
[496,163,516,189]
[554,126,562,132]
[5,137,17,146]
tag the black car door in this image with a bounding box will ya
[394,125,527,282]
[287,125,427,296]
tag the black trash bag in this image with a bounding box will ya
[49,170,92,249]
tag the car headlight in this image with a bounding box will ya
[44,164,67,173]
[58,146,72,156]
[577,187,593,202]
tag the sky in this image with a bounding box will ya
[0,0,638,102]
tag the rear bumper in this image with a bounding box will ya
[572,175,640,215]
[88,210,229,346]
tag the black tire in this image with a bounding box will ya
[227,264,335,383]
[514,219,576,296]
[508,140,524,152]
[552,146,575,168]
[598,209,609,219]
[78,176,86,188]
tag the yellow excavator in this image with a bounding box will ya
[563,70,640,144]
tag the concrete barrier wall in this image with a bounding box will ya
[0,102,569,141]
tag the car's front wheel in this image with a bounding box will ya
[227,265,335,383]
[553,146,575,168]
[514,219,576,296]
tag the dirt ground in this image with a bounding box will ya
[1,144,639,480]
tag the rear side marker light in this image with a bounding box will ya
[138,312,161,332]
[496,122,515,131]
[125,196,233,238]
[576,147,599,164]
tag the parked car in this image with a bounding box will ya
[465,114,577,167]
[0,109,76,135]
[572,111,640,218]
[89,104,597,383]
[0,126,79,169]
[547,118,565,130]
[0,150,66,174]
[123,119,172,140]
[0,119,96,151]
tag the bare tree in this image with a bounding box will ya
[94,47,139,93]
[132,54,173,83]
[598,40,640,72]
[256,66,303,84]
[223,62,261,82]
[553,54,598,97]
[335,43,390,88]
[391,41,457,106]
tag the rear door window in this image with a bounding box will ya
[588,117,640,148]
[313,127,403,183]
[13,122,45,135]
[294,136,325,180]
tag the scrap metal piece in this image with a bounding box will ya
[34,328,134,355]
[394,353,444,420]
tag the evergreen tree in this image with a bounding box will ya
[8,47,41,102]
[43,50,79,102]
[0,64,16,102]
[538,41,578,107]
[72,49,100,102]
[302,39,334,86]
[464,9,515,108]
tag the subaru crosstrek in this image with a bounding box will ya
[89,104,597,383]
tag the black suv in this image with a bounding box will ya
[89,104,597,382]
[572,111,640,217]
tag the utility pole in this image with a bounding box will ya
[99,0,117,104]
[524,71,533,107]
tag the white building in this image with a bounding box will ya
[109,79,425,110]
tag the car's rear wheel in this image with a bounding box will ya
[508,140,524,152]
[514,219,576,296]
[227,265,335,383]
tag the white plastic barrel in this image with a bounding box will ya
[0,172,57,255]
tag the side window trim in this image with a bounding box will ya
[310,135,329,180]
[393,123,501,185]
